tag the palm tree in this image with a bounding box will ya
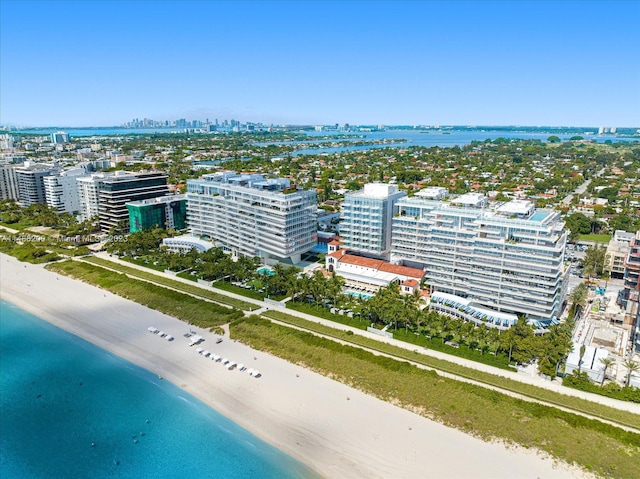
[623,360,640,387]
[599,357,615,386]
[578,344,587,373]
[568,283,588,319]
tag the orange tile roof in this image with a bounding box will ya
[338,255,384,268]
[402,279,419,287]
[379,263,424,278]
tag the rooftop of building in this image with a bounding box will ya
[194,171,291,191]
[126,194,186,207]
[346,182,404,199]
[399,189,560,224]
[15,162,57,172]
[328,250,424,278]
[414,186,448,199]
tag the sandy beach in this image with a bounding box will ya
[0,253,592,479]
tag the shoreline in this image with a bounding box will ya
[0,254,594,479]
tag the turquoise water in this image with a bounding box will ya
[529,210,551,222]
[256,267,274,276]
[0,300,317,479]
[345,290,373,300]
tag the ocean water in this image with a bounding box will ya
[0,300,317,479]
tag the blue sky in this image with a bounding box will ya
[1,0,639,127]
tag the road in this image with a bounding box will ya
[561,167,606,205]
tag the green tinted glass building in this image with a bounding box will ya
[126,194,187,233]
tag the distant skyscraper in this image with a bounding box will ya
[0,134,14,150]
[51,131,70,144]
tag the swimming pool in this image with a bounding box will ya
[529,210,551,222]
[345,290,373,300]
[256,267,274,276]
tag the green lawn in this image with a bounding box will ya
[48,260,244,328]
[578,234,611,243]
[83,256,255,310]
[212,280,266,300]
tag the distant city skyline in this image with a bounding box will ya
[1,1,639,127]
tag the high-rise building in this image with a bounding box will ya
[391,194,569,327]
[0,134,14,150]
[97,172,170,232]
[620,232,640,351]
[51,131,70,144]
[340,183,407,260]
[0,164,19,201]
[77,173,108,221]
[187,172,317,264]
[43,168,87,214]
[15,162,58,206]
[126,195,187,233]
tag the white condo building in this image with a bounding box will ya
[77,174,107,221]
[187,172,317,264]
[391,193,569,328]
[43,168,87,214]
[341,183,407,260]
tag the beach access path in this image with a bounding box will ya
[91,251,640,416]
[1,253,594,479]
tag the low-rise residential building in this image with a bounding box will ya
[391,193,569,328]
[187,171,317,264]
[604,230,636,279]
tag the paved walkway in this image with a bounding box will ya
[93,252,640,415]
[0,225,19,234]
